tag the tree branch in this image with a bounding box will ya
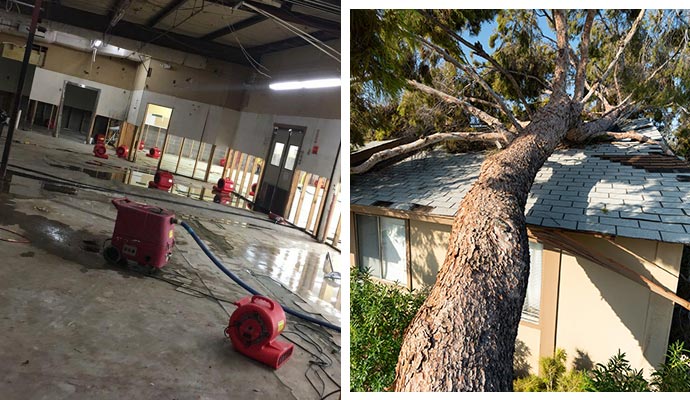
[418,10,534,120]
[551,10,570,100]
[407,79,515,141]
[350,131,506,174]
[412,35,526,134]
[582,9,645,103]
[574,10,596,100]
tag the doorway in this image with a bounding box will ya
[136,103,173,168]
[56,82,100,143]
[254,125,305,215]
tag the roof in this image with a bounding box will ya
[351,125,690,245]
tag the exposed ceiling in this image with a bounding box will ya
[1,0,340,66]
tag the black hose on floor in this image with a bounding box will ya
[180,220,341,333]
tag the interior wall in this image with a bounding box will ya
[555,234,683,376]
[31,68,131,120]
[0,32,137,90]
[0,57,35,96]
[143,57,250,110]
[243,40,340,119]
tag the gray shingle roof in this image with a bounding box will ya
[351,126,690,245]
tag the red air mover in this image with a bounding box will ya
[138,141,145,151]
[95,134,105,144]
[147,147,161,159]
[93,143,108,159]
[249,182,257,196]
[213,177,234,194]
[148,170,174,191]
[116,145,129,158]
[220,158,226,167]
[225,295,294,369]
[104,198,176,270]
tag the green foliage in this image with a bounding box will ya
[586,351,650,392]
[513,349,588,392]
[650,341,690,391]
[350,268,428,392]
[674,127,690,160]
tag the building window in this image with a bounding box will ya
[522,241,543,323]
[355,214,408,285]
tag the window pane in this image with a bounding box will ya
[522,241,543,322]
[270,142,285,166]
[284,145,299,171]
[356,214,381,278]
[380,217,408,285]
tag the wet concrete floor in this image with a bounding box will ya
[0,130,341,399]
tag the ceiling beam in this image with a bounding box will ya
[147,0,188,27]
[200,15,267,41]
[207,0,339,33]
[248,30,339,56]
[29,2,251,65]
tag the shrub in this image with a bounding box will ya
[350,268,427,391]
[586,351,650,392]
[651,341,690,391]
[513,349,587,392]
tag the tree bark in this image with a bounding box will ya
[393,97,581,391]
[351,131,505,175]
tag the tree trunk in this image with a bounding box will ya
[393,98,582,391]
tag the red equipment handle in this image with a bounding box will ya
[251,295,275,310]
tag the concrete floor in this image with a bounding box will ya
[0,129,341,399]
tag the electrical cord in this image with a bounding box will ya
[179,220,341,332]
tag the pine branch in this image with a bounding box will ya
[582,9,646,103]
[412,35,526,134]
[574,10,596,100]
[418,10,534,120]
[407,79,515,141]
[350,131,506,174]
[552,10,570,99]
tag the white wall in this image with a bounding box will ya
[30,68,131,120]
[231,112,340,178]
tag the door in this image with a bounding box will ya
[254,125,305,215]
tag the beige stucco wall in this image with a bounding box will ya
[555,233,682,376]
[409,219,451,290]
[516,323,541,376]
[350,207,685,377]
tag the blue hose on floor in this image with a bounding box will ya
[180,221,341,333]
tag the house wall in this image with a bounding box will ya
[349,206,684,377]
[555,233,682,376]
[409,219,451,290]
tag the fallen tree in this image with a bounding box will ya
[351,9,690,391]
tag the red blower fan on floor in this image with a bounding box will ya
[103,198,176,271]
[93,143,108,159]
[212,177,234,205]
[225,295,294,369]
[148,170,174,191]
[116,145,129,158]
[138,141,145,151]
[147,147,161,159]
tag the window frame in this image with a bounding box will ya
[354,212,410,287]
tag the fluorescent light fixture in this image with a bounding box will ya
[269,78,340,91]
